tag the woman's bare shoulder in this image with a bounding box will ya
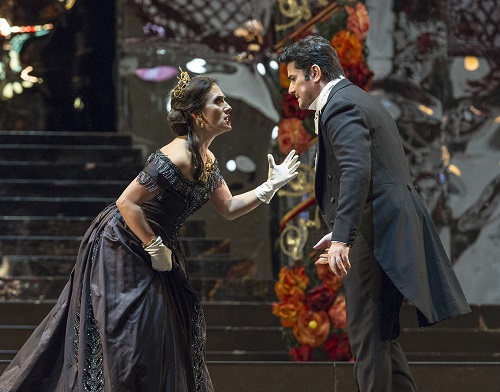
[159,139,192,176]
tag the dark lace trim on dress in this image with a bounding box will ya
[74,297,104,392]
[191,302,206,392]
[136,150,224,202]
[73,213,114,392]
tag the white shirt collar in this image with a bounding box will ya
[308,76,345,112]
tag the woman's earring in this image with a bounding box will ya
[198,115,204,128]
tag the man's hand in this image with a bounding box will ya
[313,233,351,276]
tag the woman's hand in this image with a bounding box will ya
[144,236,173,271]
[255,150,300,203]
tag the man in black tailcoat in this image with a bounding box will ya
[279,36,470,391]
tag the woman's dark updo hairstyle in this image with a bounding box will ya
[167,75,217,182]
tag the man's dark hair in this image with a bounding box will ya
[278,36,345,81]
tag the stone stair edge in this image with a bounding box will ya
[0,235,230,241]
[0,161,137,167]
[0,130,130,136]
[0,179,129,184]
[0,131,134,144]
[0,144,139,150]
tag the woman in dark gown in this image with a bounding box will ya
[0,71,300,392]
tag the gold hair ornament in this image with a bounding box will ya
[173,67,191,98]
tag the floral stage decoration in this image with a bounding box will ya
[272,249,353,362]
[272,1,373,362]
[275,0,373,157]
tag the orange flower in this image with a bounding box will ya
[316,263,343,292]
[328,295,347,329]
[330,30,363,67]
[279,62,290,89]
[274,266,310,301]
[345,2,370,41]
[278,117,312,156]
[293,307,330,348]
[272,300,304,327]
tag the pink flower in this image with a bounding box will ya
[345,2,370,41]
[328,295,347,329]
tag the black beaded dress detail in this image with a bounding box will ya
[0,150,223,392]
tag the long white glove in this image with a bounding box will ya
[255,150,300,204]
[144,236,173,271]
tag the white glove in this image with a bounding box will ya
[255,150,300,204]
[144,236,173,271]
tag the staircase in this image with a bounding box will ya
[1,130,499,391]
[0,130,265,302]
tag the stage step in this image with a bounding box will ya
[0,277,276,302]
[0,161,139,180]
[0,301,499,364]
[0,254,247,280]
[0,130,134,146]
[0,144,142,163]
[0,360,497,391]
[1,197,115,216]
[0,216,206,237]
[207,361,500,392]
[0,236,229,258]
[0,179,128,198]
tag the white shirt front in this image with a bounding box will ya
[309,77,344,134]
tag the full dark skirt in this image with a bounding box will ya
[0,204,213,392]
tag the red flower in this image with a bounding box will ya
[343,61,374,92]
[324,332,353,361]
[282,94,313,120]
[305,284,337,312]
[290,345,314,361]
[416,32,438,54]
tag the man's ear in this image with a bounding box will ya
[311,64,322,82]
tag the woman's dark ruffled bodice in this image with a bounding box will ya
[136,150,224,272]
